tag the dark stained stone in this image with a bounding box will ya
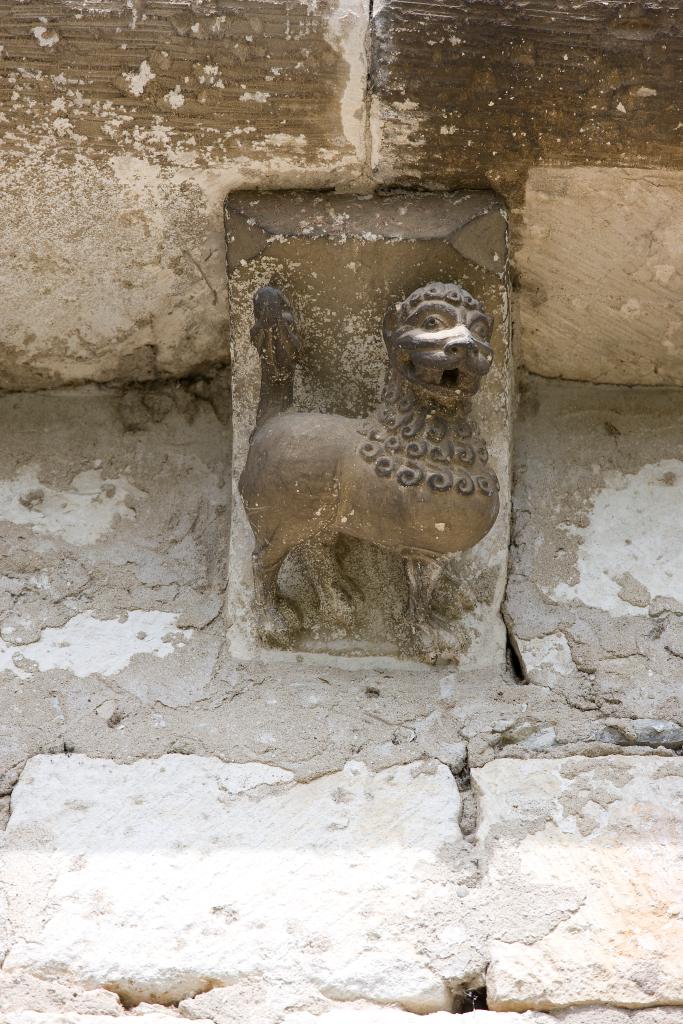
[371,0,683,202]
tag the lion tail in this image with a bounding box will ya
[250,285,301,426]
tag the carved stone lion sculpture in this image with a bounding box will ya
[239,281,499,662]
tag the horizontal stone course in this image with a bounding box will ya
[0,0,366,167]
[4,1014,208,1024]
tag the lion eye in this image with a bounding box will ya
[423,316,441,330]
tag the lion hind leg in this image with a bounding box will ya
[299,538,354,632]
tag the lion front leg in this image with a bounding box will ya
[402,555,454,665]
[251,543,300,648]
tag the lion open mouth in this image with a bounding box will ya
[411,364,462,389]
[440,368,461,388]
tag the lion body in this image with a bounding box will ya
[240,407,498,565]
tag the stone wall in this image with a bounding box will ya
[1,1,681,389]
[1,2,682,1023]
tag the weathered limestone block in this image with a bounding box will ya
[507,376,683,723]
[284,1009,545,1024]
[5,1015,209,1024]
[0,0,367,169]
[371,1,683,198]
[0,162,231,389]
[0,1,368,388]
[475,756,683,1010]
[1,754,473,1012]
[225,190,511,666]
[518,168,683,386]
[283,1006,683,1024]
[550,1013,683,1024]
[0,971,127,1017]
[0,382,229,714]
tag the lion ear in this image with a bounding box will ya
[382,302,401,344]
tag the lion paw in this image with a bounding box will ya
[319,585,355,632]
[256,600,300,648]
[400,617,463,666]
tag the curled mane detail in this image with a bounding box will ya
[358,384,496,497]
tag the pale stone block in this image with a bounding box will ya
[474,756,683,1010]
[5,1014,207,1024]
[281,1009,683,1024]
[519,167,683,386]
[285,1008,546,1023]
[2,754,468,1012]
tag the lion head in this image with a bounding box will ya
[382,282,494,408]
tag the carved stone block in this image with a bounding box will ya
[225,191,511,667]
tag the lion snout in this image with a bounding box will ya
[443,332,476,356]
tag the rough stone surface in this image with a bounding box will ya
[0,971,124,1018]
[507,375,683,725]
[283,1007,462,1023]
[0,382,619,792]
[0,0,369,388]
[370,1,683,198]
[0,381,229,746]
[5,1014,206,1024]
[2,753,472,1012]
[0,0,367,170]
[1,160,231,389]
[308,1015,683,1024]
[518,168,683,386]
[225,190,511,667]
[476,756,683,1010]
[283,1013,683,1024]
[1,2,682,1019]
[2,0,682,392]
[3,371,683,1017]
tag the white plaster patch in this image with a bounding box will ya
[264,132,307,149]
[552,459,683,615]
[2,755,462,1010]
[0,468,141,544]
[239,90,270,103]
[0,611,191,678]
[326,0,370,166]
[123,60,155,97]
[31,25,59,47]
[517,633,574,678]
[164,85,185,109]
